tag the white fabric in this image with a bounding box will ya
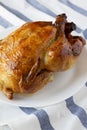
[0,0,87,130]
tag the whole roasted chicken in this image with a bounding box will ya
[0,14,85,99]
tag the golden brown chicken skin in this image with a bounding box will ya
[0,14,86,99]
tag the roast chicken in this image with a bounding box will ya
[0,14,85,99]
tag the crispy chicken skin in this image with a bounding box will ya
[0,14,85,99]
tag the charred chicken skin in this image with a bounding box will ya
[0,14,85,99]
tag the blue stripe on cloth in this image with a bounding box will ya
[75,27,87,39]
[0,2,31,22]
[83,29,87,39]
[20,107,37,114]
[66,96,87,128]
[58,0,87,17]
[34,109,54,130]
[76,26,82,33]
[0,16,13,28]
[85,82,87,87]
[26,0,56,17]
[20,107,54,130]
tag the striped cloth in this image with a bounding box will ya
[0,0,87,130]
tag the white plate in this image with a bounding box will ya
[0,27,87,107]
